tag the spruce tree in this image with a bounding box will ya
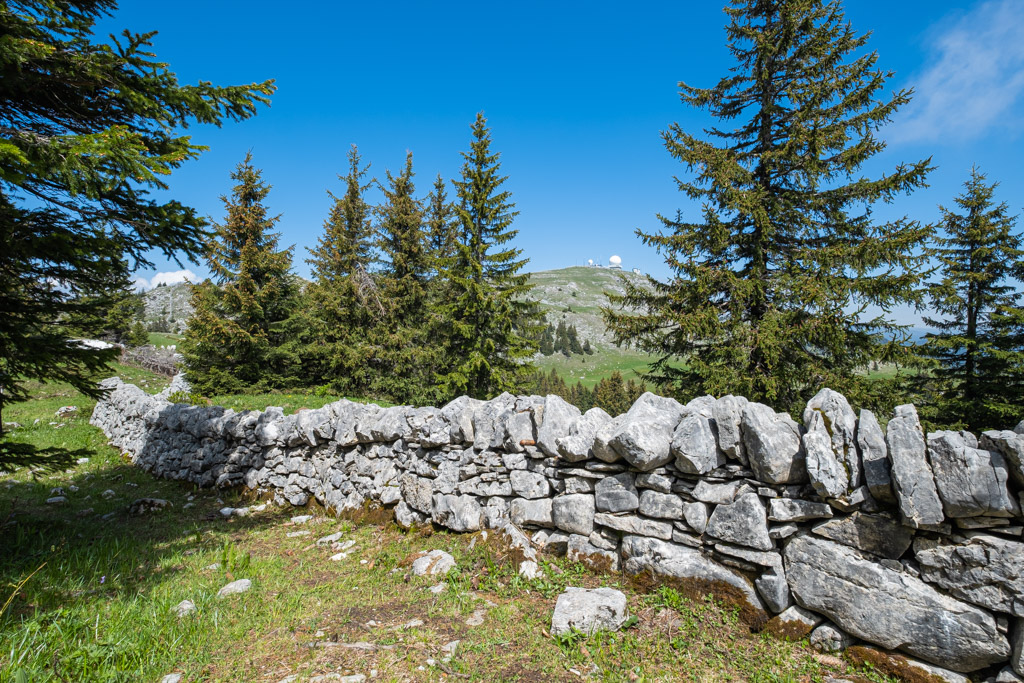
[373,152,438,403]
[181,154,298,394]
[436,113,539,400]
[604,0,931,414]
[0,0,272,469]
[425,174,458,271]
[918,168,1023,431]
[304,146,378,395]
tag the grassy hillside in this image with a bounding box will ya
[0,371,892,682]
[528,266,659,388]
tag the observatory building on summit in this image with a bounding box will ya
[608,255,622,270]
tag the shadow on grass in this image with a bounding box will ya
[0,458,294,680]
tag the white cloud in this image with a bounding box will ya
[892,0,1024,143]
[133,269,197,291]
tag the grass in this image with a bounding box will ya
[148,332,184,348]
[1,367,897,682]
[535,349,658,390]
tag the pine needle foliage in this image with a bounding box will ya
[918,168,1023,431]
[437,113,539,400]
[0,0,272,469]
[604,0,932,414]
[372,152,438,404]
[181,154,298,394]
[425,173,458,273]
[303,145,379,396]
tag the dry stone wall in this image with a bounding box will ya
[92,377,1024,677]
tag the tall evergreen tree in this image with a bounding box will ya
[425,173,458,271]
[604,0,931,414]
[918,168,1023,431]
[436,113,539,399]
[372,152,438,403]
[0,0,272,470]
[304,146,379,395]
[181,154,298,394]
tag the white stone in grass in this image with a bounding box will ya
[216,578,252,598]
[428,583,446,594]
[159,675,182,683]
[286,530,310,538]
[291,514,313,524]
[219,507,235,518]
[46,496,67,505]
[172,599,196,618]
[550,587,628,636]
[76,457,90,465]
[411,549,456,576]
[101,489,116,500]
[317,531,344,546]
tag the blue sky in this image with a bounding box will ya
[105,1,1024,325]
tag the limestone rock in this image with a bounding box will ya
[692,479,749,505]
[928,430,1016,518]
[609,418,675,471]
[804,388,861,487]
[858,409,895,505]
[768,498,833,523]
[536,395,580,457]
[567,533,620,571]
[811,512,913,560]
[592,415,625,463]
[550,587,628,636]
[915,534,1024,616]
[510,498,554,528]
[510,470,551,499]
[886,405,944,528]
[217,579,252,598]
[755,565,792,614]
[682,501,710,534]
[431,494,483,532]
[172,599,196,618]
[594,512,673,540]
[552,494,596,536]
[784,534,1009,672]
[982,430,1024,488]
[705,492,773,551]
[742,402,807,484]
[411,549,456,576]
[810,623,856,653]
[713,395,749,464]
[803,411,849,499]
[621,535,766,617]
[556,407,611,462]
[594,472,639,513]
[672,413,724,475]
[766,605,822,639]
[394,501,427,530]
[638,490,683,520]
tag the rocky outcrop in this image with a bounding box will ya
[91,377,1024,674]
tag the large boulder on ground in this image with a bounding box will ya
[784,534,1009,672]
[928,430,1016,518]
[803,388,861,488]
[741,403,807,484]
[550,587,628,636]
[915,534,1024,617]
[885,405,944,528]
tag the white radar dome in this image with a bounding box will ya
[609,255,622,266]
